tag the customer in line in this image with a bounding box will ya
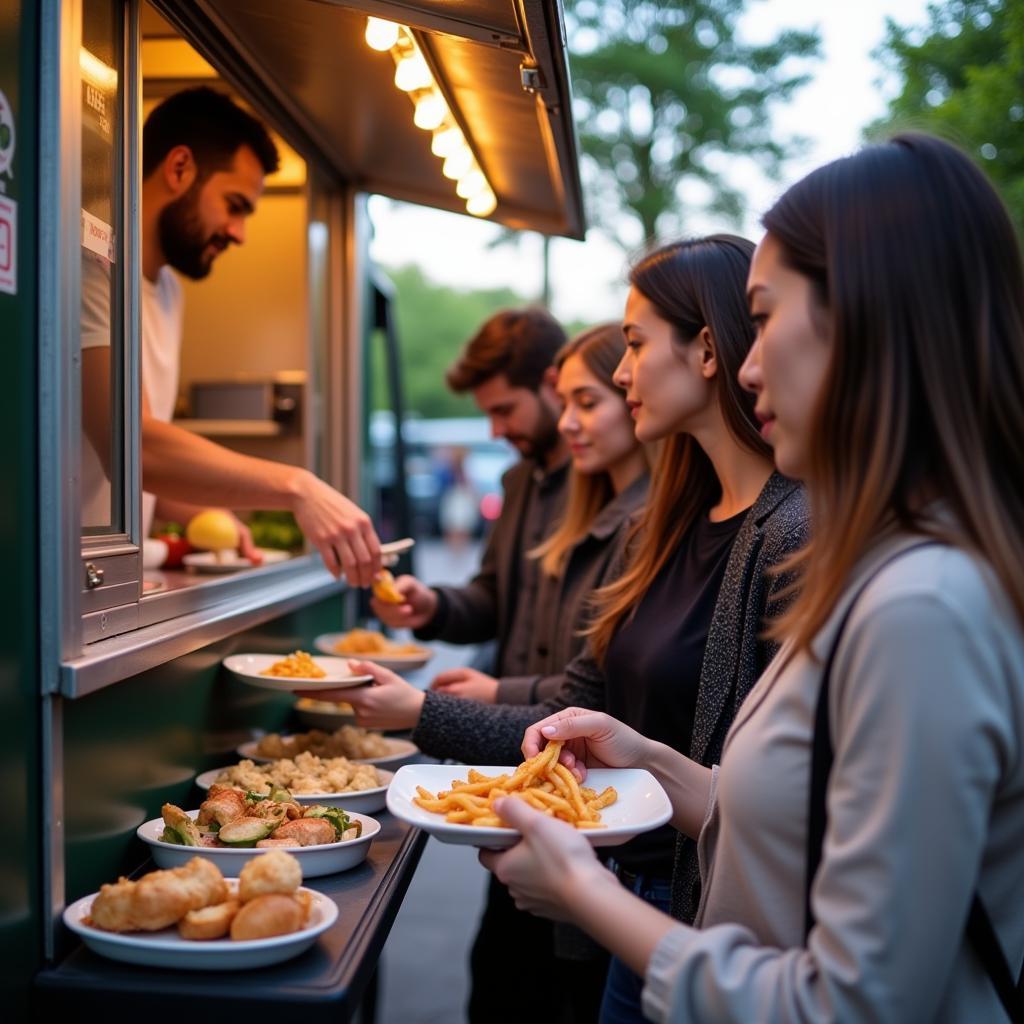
[340,324,649,1021]
[481,133,1024,1024]
[336,236,809,1023]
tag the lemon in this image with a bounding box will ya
[186,509,239,552]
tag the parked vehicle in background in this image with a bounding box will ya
[370,412,516,537]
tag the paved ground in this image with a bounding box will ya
[374,539,490,1023]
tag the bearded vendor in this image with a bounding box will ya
[80,87,381,585]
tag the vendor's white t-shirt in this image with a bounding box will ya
[81,250,183,535]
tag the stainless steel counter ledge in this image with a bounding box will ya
[34,815,428,1023]
[58,555,345,698]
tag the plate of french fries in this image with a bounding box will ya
[386,743,672,848]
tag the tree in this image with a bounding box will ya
[869,0,1024,236]
[371,264,587,418]
[564,0,820,248]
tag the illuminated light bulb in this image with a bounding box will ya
[80,47,118,91]
[394,53,431,92]
[466,189,498,217]
[431,125,463,158]
[413,93,447,131]
[456,170,487,199]
[442,145,474,180]
[365,17,401,51]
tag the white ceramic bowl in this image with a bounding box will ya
[386,764,672,848]
[63,883,337,970]
[195,766,393,813]
[222,653,373,693]
[137,809,380,877]
[293,698,356,730]
[236,736,419,769]
[312,633,432,672]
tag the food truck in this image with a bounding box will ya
[0,1,583,1016]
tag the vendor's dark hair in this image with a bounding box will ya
[764,132,1024,650]
[142,86,279,179]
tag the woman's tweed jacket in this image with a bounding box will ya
[413,472,809,923]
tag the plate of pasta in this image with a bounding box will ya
[387,744,672,848]
[223,651,372,692]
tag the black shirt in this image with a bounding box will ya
[604,506,747,875]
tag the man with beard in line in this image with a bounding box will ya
[80,87,381,584]
[369,307,570,1021]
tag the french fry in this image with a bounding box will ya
[410,742,616,830]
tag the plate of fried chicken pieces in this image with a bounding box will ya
[63,850,338,969]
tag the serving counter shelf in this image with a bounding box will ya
[35,815,427,1023]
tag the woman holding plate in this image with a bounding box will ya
[480,134,1024,1023]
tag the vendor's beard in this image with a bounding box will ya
[158,186,228,280]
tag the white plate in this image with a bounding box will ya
[183,548,291,574]
[195,767,393,813]
[137,810,380,877]
[223,654,373,693]
[387,764,672,848]
[237,736,419,768]
[312,633,432,672]
[293,698,356,730]
[64,883,337,970]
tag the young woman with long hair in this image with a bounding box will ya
[330,235,809,1024]
[481,133,1024,1023]
[317,323,650,1023]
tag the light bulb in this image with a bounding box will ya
[431,125,463,158]
[442,146,474,180]
[467,190,498,217]
[413,93,447,131]
[394,53,431,92]
[365,17,400,51]
[456,171,487,199]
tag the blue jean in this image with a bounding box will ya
[598,866,674,1024]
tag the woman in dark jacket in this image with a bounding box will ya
[335,237,808,1024]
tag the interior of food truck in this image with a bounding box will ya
[0,0,586,1018]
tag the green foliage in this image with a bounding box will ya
[371,264,587,418]
[565,0,820,247]
[869,0,1024,236]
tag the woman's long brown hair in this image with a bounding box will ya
[765,133,1024,650]
[532,324,648,577]
[587,235,770,663]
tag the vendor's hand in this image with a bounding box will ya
[300,660,425,731]
[429,667,499,703]
[289,470,381,586]
[232,514,262,565]
[522,709,651,782]
[370,575,438,629]
[478,797,613,922]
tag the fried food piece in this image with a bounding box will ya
[177,900,239,940]
[370,570,404,604]
[90,857,228,932]
[237,849,302,902]
[254,838,299,849]
[197,785,248,826]
[270,818,337,847]
[230,893,307,941]
[161,803,202,846]
[261,651,325,679]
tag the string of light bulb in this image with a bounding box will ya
[365,17,497,218]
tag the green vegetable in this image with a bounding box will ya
[217,817,277,846]
[304,806,355,839]
[160,826,182,845]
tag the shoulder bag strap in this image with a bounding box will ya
[802,541,1024,1022]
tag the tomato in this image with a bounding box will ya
[154,524,193,569]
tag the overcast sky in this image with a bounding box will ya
[368,0,932,324]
